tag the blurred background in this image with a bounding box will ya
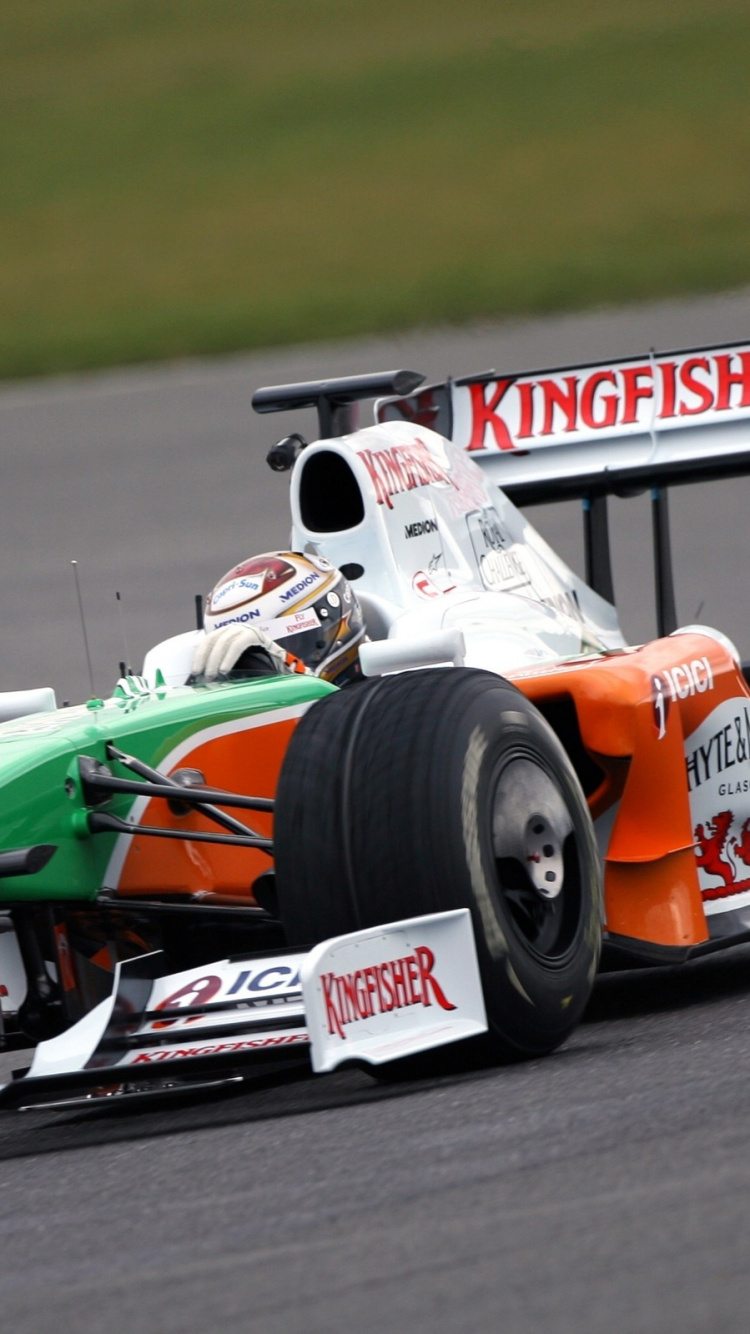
[2,0,750,701]
[3,0,750,377]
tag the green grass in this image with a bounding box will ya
[2,0,750,377]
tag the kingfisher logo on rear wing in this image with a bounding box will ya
[376,342,750,503]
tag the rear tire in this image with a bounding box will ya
[274,668,601,1059]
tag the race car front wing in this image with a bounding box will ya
[0,910,487,1110]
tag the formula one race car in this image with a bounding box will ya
[2,340,750,1109]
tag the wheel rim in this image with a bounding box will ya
[491,754,583,961]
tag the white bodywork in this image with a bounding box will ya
[289,421,625,675]
[144,421,625,687]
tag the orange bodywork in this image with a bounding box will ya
[113,714,298,904]
[111,633,749,949]
[508,633,749,949]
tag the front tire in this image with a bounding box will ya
[274,668,601,1059]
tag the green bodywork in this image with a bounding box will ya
[0,674,334,903]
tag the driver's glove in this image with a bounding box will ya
[190,624,310,681]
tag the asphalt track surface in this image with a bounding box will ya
[2,290,750,1331]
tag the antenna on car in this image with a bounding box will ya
[71,560,95,698]
[116,590,131,678]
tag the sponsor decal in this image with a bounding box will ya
[358,437,455,509]
[467,506,508,553]
[257,609,321,641]
[225,964,300,994]
[693,813,750,899]
[686,699,750,904]
[152,974,223,1029]
[466,506,577,614]
[210,575,264,612]
[663,657,714,701]
[302,911,487,1073]
[479,547,529,594]
[652,674,670,740]
[439,442,493,518]
[280,571,321,602]
[150,961,301,1030]
[540,587,582,623]
[686,701,748,791]
[131,1033,309,1063]
[320,945,456,1041]
[653,656,714,738]
[453,347,750,453]
[210,556,297,609]
[410,567,458,599]
[404,518,438,539]
[412,569,440,598]
[214,608,261,629]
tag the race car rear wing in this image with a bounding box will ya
[375,341,750,635]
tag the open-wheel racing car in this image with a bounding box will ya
[2,339,750,1110]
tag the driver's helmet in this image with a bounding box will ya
[204,551,366,685]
